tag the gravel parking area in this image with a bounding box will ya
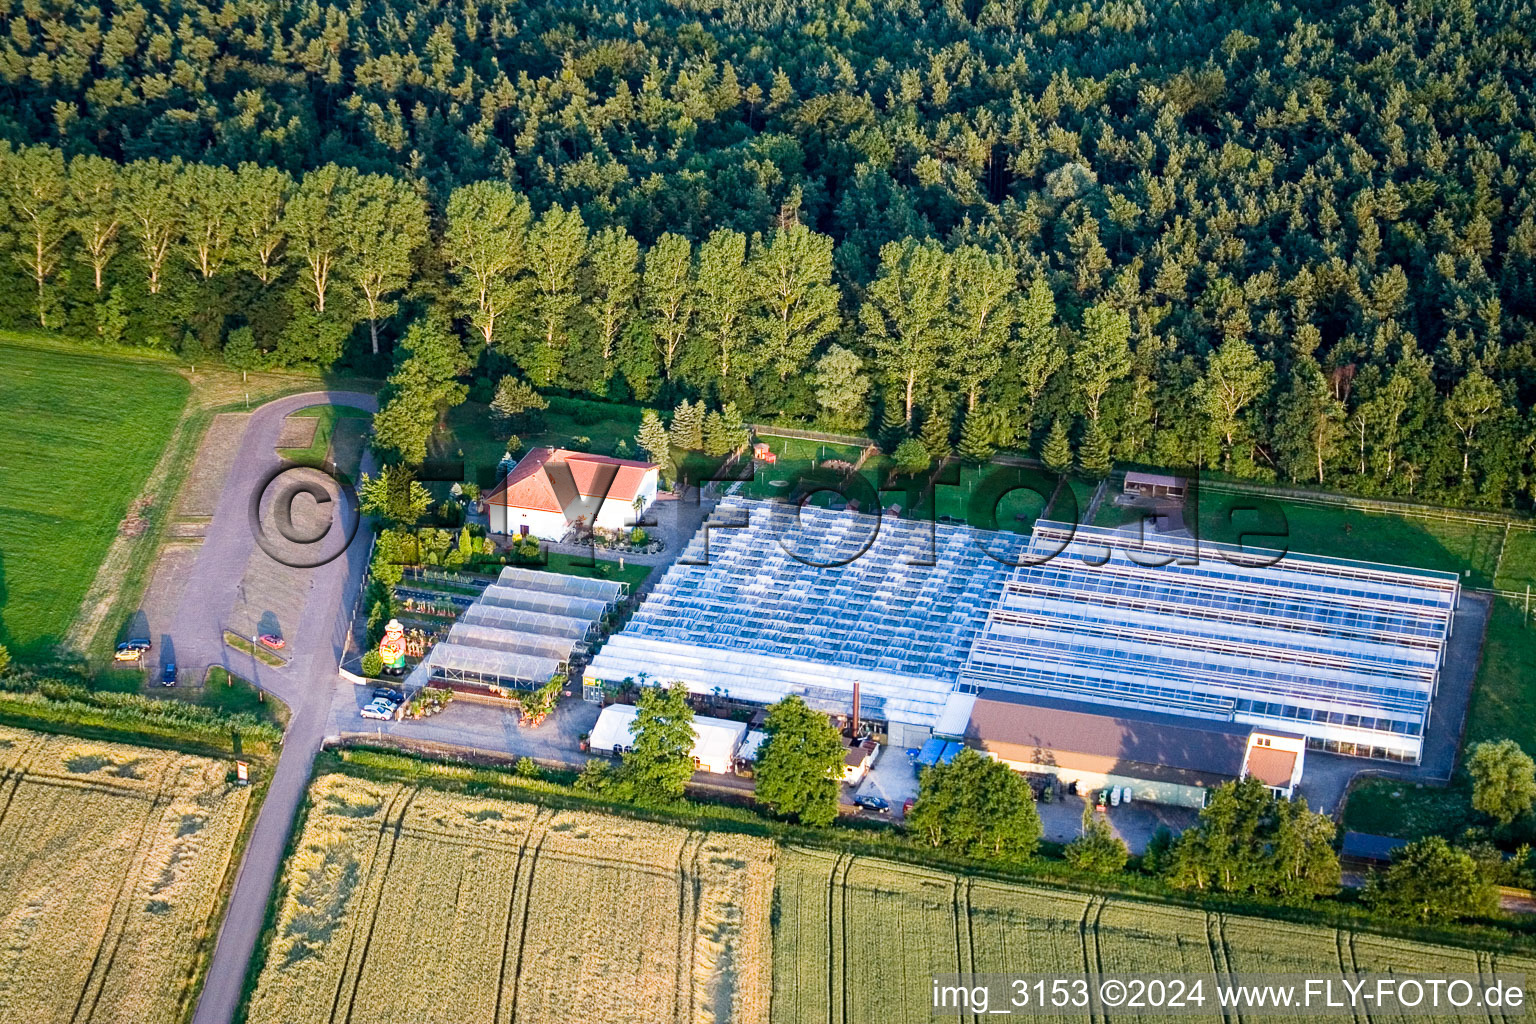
[275,413,318,450]
[176,412,250,518]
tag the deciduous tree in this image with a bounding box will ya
[621,684,697,803]
[908,748,1042,859]
[754,696,845,826]
[1466,739,1536,825]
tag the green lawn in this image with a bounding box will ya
[440,395,648,489]
[540,551,653,589]
[275,403,370,464]
[1495,528,1536,593]
[1464,597,1536,754]
[733,434,868,501]
[202,666,290,728]
[1341,776,1472,839]
[1197,488,1504,586]
[0,341,188,657]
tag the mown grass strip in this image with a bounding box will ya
[224,631,288,668]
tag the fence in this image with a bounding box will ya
[748,422,875,447]
[1199,478,1532,530]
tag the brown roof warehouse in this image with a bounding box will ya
[961,690,1305,808]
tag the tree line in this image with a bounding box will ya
[3,0,1536,509]
[6,137,1536,509]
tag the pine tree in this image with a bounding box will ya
[720,402,749,452]
[1041,417,1073,473]
[957,405,996,464]
[919,404,953,458]
[703,402,747,456]
[670,399,704,451]
[702,409,731,456]
[1077,420,1112,477]
[637,409,672,478]
[879,391,908,453]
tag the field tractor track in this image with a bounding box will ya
[0,733,48,836]
[73,765,178,1024]
[501,822,550,1024]
[324,786,412,1024]
[340,786,421,1024]
[673,831,706,1024]
[492,807,546,1024]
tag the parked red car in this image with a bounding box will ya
[258,634,286,650]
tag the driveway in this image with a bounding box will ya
[173,391,378,1024]
[1295,591,1490,815]
[329,686,600,765]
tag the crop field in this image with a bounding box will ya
[0,724,250,1024]
[246,773,775,1024]
[769,847,1536,1024]
[0,340,188,656]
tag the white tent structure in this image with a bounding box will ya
[405,568,612,698]
[588,703,748,774]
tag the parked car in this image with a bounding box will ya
[114,640,150,662]
[360,700,395,721]
[258,634,285,650]
[852,794,890,814]
[160,662,177,686]
[372,687,405,704]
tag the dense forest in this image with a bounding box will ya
[1,0,1534,506]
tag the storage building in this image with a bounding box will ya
[588,703,747,774]
[962,690,1305,808]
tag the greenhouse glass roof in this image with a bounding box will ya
[407,566,610,693]
[448,622,579,663]
[959,521,1460,756]
[494,565,625,604]
[586,499,1031,727]
[458,603,595,640]
[475,583,609,622]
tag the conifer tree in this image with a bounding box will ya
[919,404,953,458]
[1078,420,1112,477]
[957,405,996,464]
[637,409,673,481]
[879,391,908,453]
[1041,417,1073,474]
[670,398,705,452]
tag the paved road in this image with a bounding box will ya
[176,391,378,1024]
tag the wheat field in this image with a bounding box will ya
[245,774,775,1024]
[770,846,1536,1024]
[0,725,250,1024]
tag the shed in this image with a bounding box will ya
[1123,471,1188,500]
[738,729,768,763]
[842,738,878,783]
[589,703,747,774]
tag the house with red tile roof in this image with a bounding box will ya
[483,447,659,540]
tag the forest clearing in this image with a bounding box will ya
[0,724,250,1024]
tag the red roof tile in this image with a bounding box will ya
[1245,746,1298,788]
[485,448,657,514]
